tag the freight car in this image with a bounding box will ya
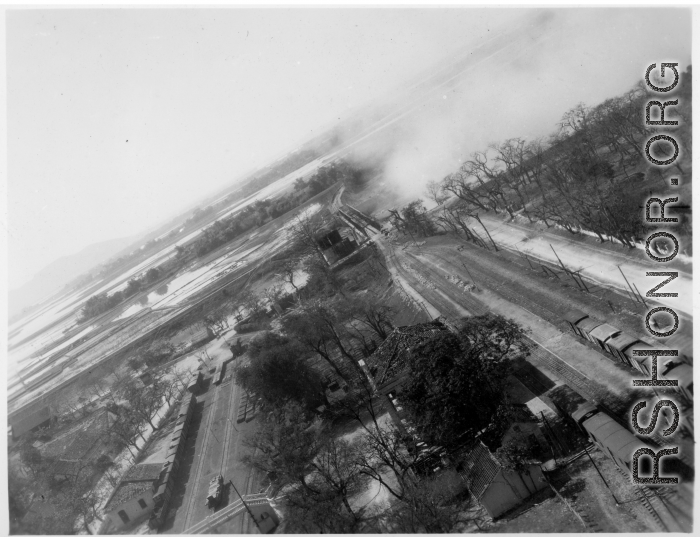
[187,370,204,394]
[561,310,693,405]
[213,363,224,385]
[551,383,683,475]
[568,392,660,477]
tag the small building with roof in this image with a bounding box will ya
[362,321,450,434]
[316,227,358,265]
[459,441,547,519]
[8,405,52,440]
[103,463,164,531]
[365,320,450,396]
[50,459,84,481]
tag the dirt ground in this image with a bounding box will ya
[485,488,582,533]
[552,448,672,533]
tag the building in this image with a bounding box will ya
[8,405,52,440]
[364,320,450,396]
[50,459,83,481]
[459,441,547,519]
[102,463,164,531]
[316,228,358,265]
[41,408,117,464]
[359,321,448,433]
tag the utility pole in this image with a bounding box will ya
[584,447,620,505]
[632,282,649,308]
[549,243,569,274]
[514,244,535,270]
[472,213,498,251]
[230,479,263,533]
[617,265,642,304]
[461,262,479,290]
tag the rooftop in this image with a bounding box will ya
[42,409,116,460]
[103,463,163,512]
[366,321,449,388]
[51,459,83,477]
[104,481,154,512]
[123,463,164,482]
[460,441,502,499]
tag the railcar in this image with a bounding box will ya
[665,331,693,365]
[559,310,694,405]
[563,309,590,338]
[580,411,652,477]
[604,332,640,366]
[577,318,604,344]
[213,364,224,385]
[587,323,622,352]
[566,389,679,476]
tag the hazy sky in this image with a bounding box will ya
[6,8,692,290]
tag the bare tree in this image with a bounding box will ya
[289,211,329,266]
[425,179,449,205]
[278,258,301,298]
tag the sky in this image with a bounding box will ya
[6,7,692,291]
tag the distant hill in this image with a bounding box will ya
[9,235,140,318]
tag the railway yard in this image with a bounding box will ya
[369,202,694,533]
[7,11,694,535]
[8,179,694,535]
[159,359,262,534]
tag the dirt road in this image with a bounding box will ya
[474,211,692,318]
[373,230,694,532]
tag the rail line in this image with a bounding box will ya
[181,386,222,531]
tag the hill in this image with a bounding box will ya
[9,235,139,318]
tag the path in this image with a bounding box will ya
[373,230,693,532]
[162,343,259,534]
[475,212,692,318]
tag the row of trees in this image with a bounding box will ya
[423,68,692,248]
[225,197,536,530]
[235,293,396,413]
[244,398,479,533]
[79,267,162,321]
[10,365,196,534]
[9,454,110,535]
[239,313,527,532]
[66,148,325,294]
[181,160,363,261]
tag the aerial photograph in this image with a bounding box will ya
[5,6,693,534]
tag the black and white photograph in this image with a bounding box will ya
[4,5,694,534]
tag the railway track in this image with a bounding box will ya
[181,385,222,531]
[219,380,238,476]
[395,243,695,468]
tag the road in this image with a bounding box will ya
[372,228,693,532]
[161,357,261,534]
[473,211,693,318]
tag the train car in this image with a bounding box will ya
[660,361,694,404]
[213,364,224,385]
[187,371,203,393]
[605,332,641,366]
[577,317,604,344]
[587,324,622,353]
[580,411,652,477]
[665,332,693,365]
[624,341,658,375]
[562,309,591,338]
[570,402,601,433]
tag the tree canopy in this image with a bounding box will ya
[235,332,328,411]
[400,314,527,449]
